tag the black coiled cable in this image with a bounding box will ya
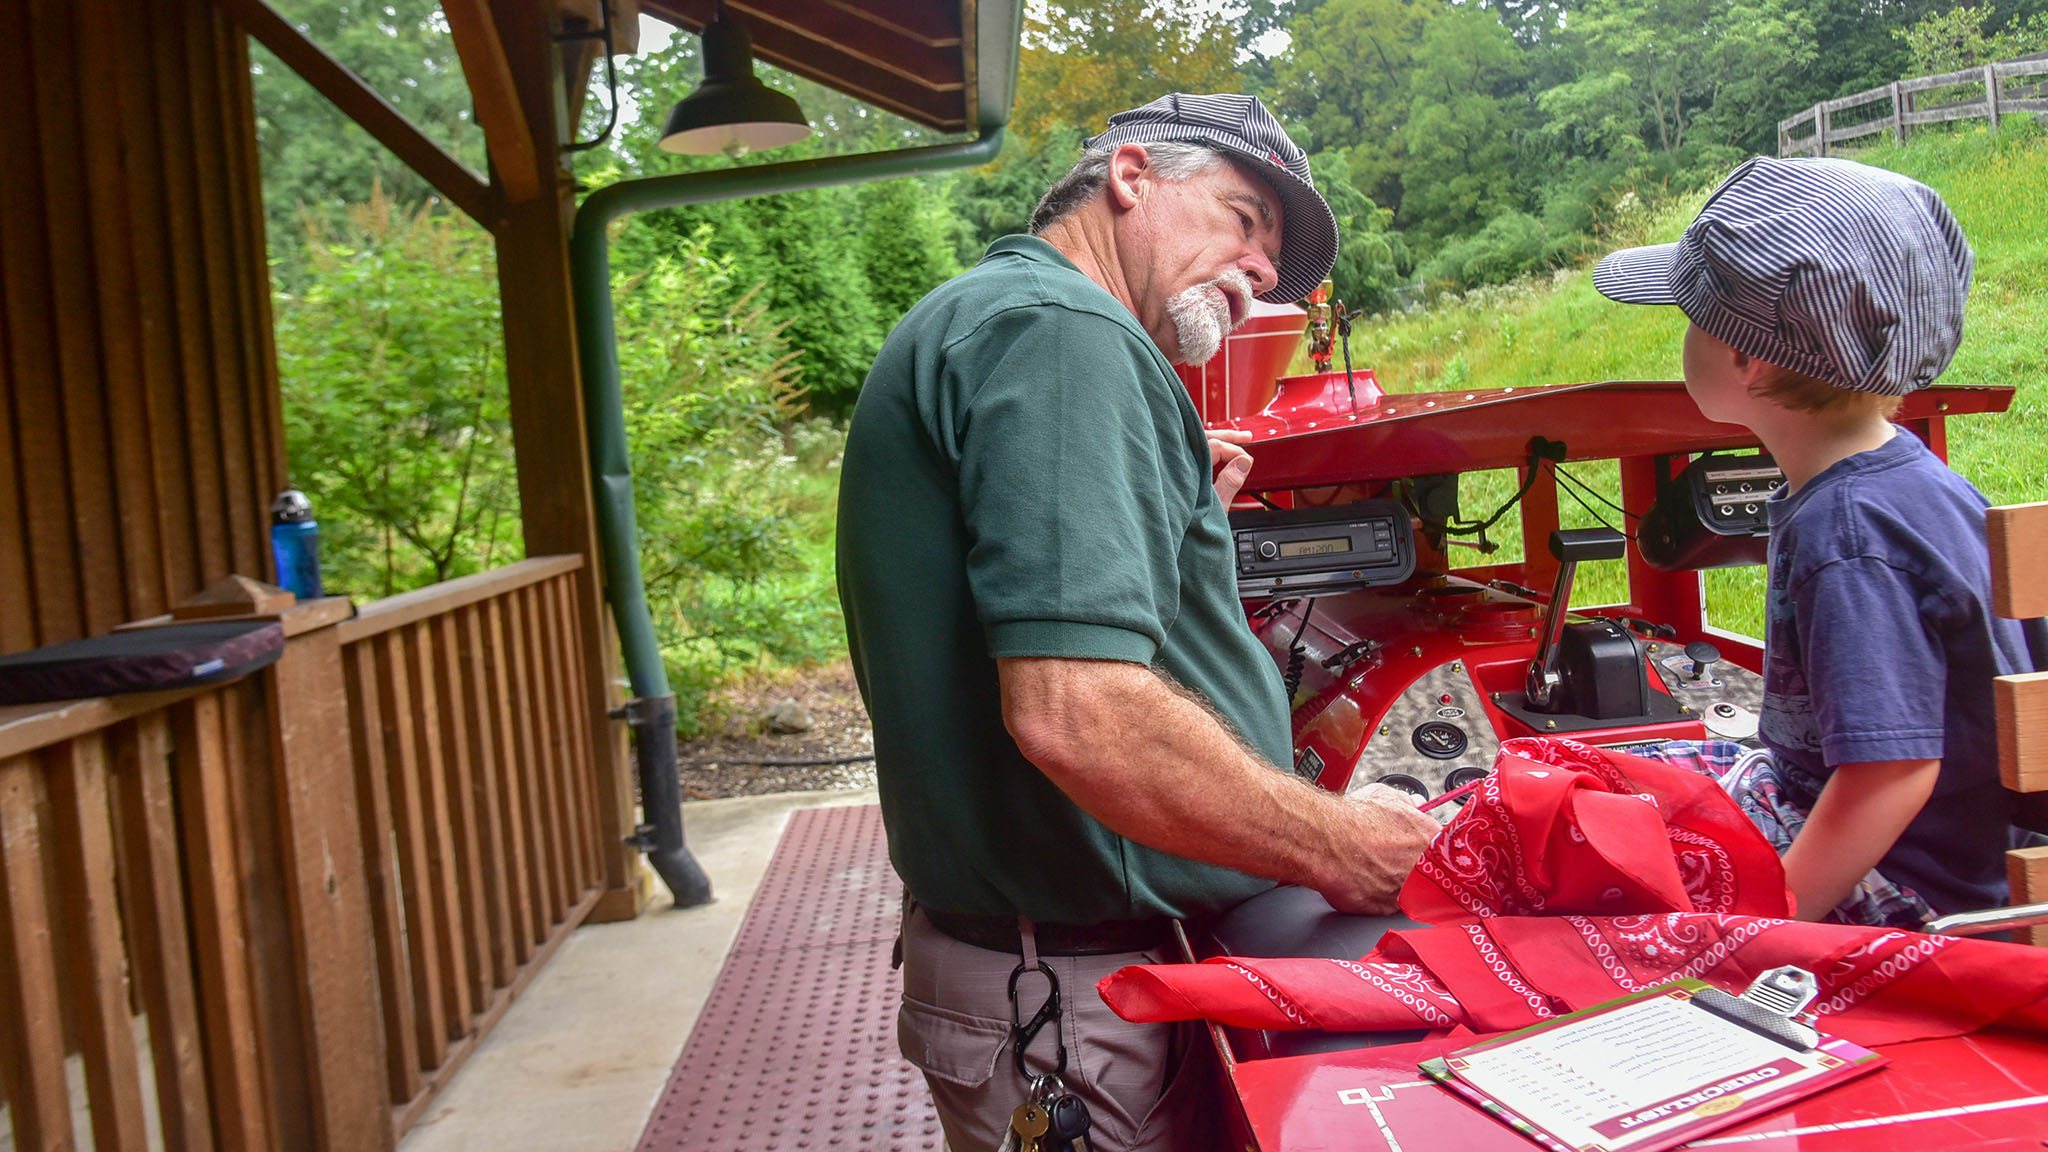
[1283,599,1316,700]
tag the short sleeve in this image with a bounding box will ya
[945,306,1200,664]
[1793,556,1950,765]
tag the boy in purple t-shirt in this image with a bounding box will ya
[1593,156,2026,927]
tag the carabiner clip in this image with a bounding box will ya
[1007,959,1067,1081]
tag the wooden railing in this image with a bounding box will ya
[1780,54,2048,156]
[335,554,608,1135]
[0,554,614,1149]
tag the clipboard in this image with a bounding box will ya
[1419,967,1886,1152]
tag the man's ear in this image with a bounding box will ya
[1106,143,1151,210]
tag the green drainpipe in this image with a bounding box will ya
[571,9,1017,906]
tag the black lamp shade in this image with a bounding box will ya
[659,8,810,157]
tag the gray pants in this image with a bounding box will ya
[895,904,1225,1151]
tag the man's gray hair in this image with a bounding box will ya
[1027,140,1229,234]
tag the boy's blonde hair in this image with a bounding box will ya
[1751,361,1904,419]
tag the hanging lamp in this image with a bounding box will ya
[658,1,811,158]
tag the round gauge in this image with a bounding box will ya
[1444,766,1489,792]
[1411,720,1468,760]
[1375,774,1430,801]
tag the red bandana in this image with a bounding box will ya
[1099,737,2048,1047]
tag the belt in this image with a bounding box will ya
[922,907,1176,957]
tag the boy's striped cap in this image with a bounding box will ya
[1593,156,1972,396]
[1084,93,1338,305]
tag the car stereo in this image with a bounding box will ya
[1230,498,1416,598]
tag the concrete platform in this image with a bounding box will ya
[397,788,881,1152]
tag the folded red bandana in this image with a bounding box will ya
[1403,737,1792,921]
[1098,737,2048,1045]
[1097,913,2048,1048]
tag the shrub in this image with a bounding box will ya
[613,227,848,730]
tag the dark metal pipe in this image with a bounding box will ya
[620,694,712,906]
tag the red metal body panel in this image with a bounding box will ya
[1174,301,1325,423]
[1221,380,2010,492]
[1192,358,2029,1149]
[1225,1030,2048,1151]
[1253,577,1707,794]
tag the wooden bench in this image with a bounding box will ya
[1927,501,2048,942]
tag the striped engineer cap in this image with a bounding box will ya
[1593,156,1973,396]
[1084,93,1339,306]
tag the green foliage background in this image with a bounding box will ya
[254,0,2048,727]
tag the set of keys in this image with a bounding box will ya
[1001,1074,1094,1152]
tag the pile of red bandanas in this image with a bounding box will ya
[1099,738,2048,1047]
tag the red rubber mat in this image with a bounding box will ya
[637,803,944,1151]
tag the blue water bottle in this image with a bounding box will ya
[270,487,324,599]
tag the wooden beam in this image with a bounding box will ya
[1999,672,2048,794]
[2011,845,2048,947]
[1989,501,2048,620]
[210,0,496,225]
[264,607,395,1151]
[440,0,541,202]
[492,0,647,919]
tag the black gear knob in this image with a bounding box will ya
[1684,640,1721,681]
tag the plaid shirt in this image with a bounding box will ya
[1628,740,1936,929]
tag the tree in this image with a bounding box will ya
[596,35,965,414]
[858,178,964,324]
[1900,2,2048,73]
[948,124,1087,257]
[1011,0,1243,146]
[275,187,518,598]
[1273,0,1438,207]
[1535,0,1816,163]
[613,229,844,721]
[1311,154,1409,312]
[250,0,483,281]
[1396,7,1533,243]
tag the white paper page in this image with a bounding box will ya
[1450,992,1801,1147]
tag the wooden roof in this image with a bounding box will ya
[638,1,977,133]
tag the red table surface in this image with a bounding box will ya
[1232,1029,2048,1151]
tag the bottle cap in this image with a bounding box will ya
[271,488,313,523]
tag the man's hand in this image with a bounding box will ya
[1000,657,1441,917]
[1316,784,1441,915]
[1208,428,1255,506]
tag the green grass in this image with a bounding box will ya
[1344,120,2048,638]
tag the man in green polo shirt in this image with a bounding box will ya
[837,93,1438,1149]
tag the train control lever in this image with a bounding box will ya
[1685,640,1721,682]
[1525,527,1628,710]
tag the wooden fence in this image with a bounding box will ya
[0,555,609,1150]
[1780,54,2048,156]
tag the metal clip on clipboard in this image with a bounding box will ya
[1688,966,1821,1051]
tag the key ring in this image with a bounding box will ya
[1008,959,1067,1082]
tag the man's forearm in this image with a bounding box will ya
[998,656,1435,913]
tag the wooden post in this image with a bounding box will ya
[1891,81,1905,144]
[1986,64,2001,131]
[1816,101,1830,157]
[2012,846,2048,947]
[259,597,394,1151]
[487,0,646,922]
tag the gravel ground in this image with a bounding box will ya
[677,660,877,800]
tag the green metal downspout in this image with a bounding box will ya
[570,2,1020,907]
